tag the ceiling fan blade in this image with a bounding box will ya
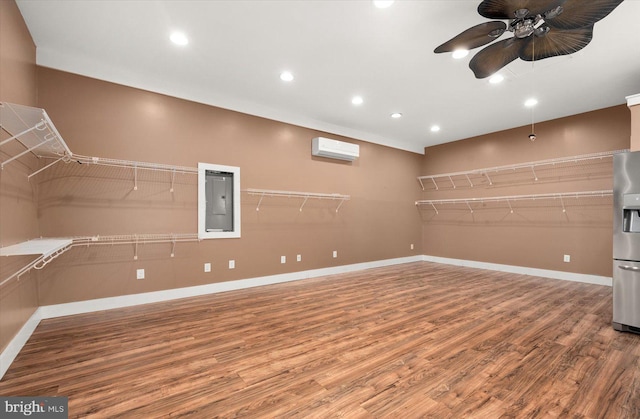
[519,26,593,61]
[478,0,566,19]
[469,37,527,78]
[544,0,624,30]
[434,21,506,53]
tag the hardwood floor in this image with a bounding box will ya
[1,262,639,418]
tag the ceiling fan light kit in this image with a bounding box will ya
[434,0,625,78]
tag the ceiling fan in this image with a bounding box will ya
[434,0,625,79]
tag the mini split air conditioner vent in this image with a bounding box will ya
[311,137,359,162]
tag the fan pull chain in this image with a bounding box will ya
[530,104,535,141]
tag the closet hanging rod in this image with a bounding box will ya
[67,154,198,174]
[73,233,200,245]
[415,190,613,206]
[0,252,61,288]
[0,238,74,287]
[244,188,349,199]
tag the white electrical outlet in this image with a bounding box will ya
[281,256,286,264]
[333,250,338,258]
[204,263,211,272]
[564,254,571,263]
[136,269,145,279]
[411,244,414,250]
[229,260,235,269]
[297,254,302,262]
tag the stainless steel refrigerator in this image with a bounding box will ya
[613,151,640,333]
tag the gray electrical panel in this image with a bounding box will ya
[205,170,234,232]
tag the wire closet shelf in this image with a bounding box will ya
[244,188,350,212]
[0,234,201,288]
[417,149,625,191]
[416,190,613,215]
[0,102,204,286]
[0,102,199,180]
[0,102,72,170]
[1,103,353,286]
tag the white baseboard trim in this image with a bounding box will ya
[39,255,423,319]
[0,307,42,380]
[422,255,612,286]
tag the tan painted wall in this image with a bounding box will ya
[421,106,631,277]
[34,68,424,305]
[0,0,635,357]
[0,0,40,352]
[630,103,640,151]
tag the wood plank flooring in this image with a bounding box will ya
[1,261,639,418]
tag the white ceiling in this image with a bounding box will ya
[15,0,640,154]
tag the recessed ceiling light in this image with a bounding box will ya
[452,49,469,59]
[170,31,188,46]
[430,125,441,132]
[373,0,394,8]
[489,74,504,84]
[280,71,294,82]
[524,98,538,107]
[391,112,402,119]
[351,96,364,105]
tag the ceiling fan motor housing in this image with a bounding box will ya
[433,0,625,78]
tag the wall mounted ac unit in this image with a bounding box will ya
[311,137,359,161]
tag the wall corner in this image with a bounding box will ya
[627,93,640,152]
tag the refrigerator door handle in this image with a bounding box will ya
[618,265,640,272]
